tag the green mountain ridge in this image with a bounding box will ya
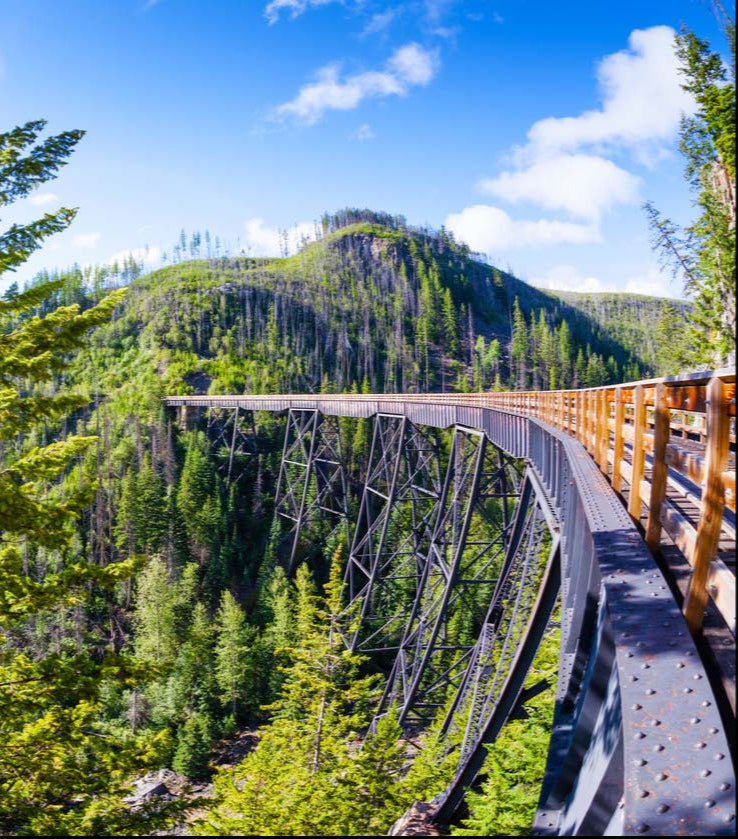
[67,213,691,411]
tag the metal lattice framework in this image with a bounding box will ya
[341,415,442,654]
[204,406,256,487]
[166,391,736,837]
[376,428,522,728]
[272,408,348,570]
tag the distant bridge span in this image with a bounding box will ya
[165,368,735,836]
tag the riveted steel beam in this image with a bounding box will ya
[273,409,348,571]
[341,415,442,654]
[375,427,523,729]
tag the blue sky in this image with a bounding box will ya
[0,0,729,297]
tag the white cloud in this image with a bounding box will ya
[525,26,694,157]
[623,264,681,299]
[264,0,339,24]
[479,153,641,221]
[468,26,691,239]
[108,246,161,266]
[445,205,599,254]
[362,9,398,36]
[243,218,317,257]
[353,123,376,141]
[274,42,438,125]
[387,42,436,85]
[28,192,58,206]
[73,232,101,249]
[529,264,605,293]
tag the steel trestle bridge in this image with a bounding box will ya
[165,368,735,836]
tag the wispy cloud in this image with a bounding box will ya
[529,264,605,293]
[273,42,438,125]
[28,192,59,207]
[73,232,101,249]
[445,205,599,255]
[264,0,341,25]
[108,245,161,266]
[243,218,317,256]
[449,26,694,260]
[362,8,399,36]
[478,154,640,222]
[523,26,693,158]
[352,123,376,141]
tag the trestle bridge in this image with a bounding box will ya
[165,368,736,836]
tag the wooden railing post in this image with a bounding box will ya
[684,377,730,633]
[628,384,646,522]
[612,387,624,493]
[596,390,608,474]
[646,383,670,551]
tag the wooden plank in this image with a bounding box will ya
[685,377,732,633]
[646,383,670,551]
[612,387,625,493]
[628,385,646,521]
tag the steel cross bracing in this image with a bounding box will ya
[272,409,349,570]
[374,427,523,729]
[341,415,443,655]
[204,406,256,487]
[432,467,561,822]
[170,393,736,837]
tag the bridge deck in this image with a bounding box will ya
[164,372,736,835]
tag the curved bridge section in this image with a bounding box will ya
[165,389,735,836]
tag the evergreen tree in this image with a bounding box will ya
[645,15,735,366]
[0,120,180,834]
[215,590,255,722]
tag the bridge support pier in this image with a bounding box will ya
[272,408,348,571]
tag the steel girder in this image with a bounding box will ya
[272,408,348,570]
[204,406,256,487]
[374,426,523,729]
[432,467,561,822]
[341,414,443,654]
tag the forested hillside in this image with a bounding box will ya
[3,210,696,834]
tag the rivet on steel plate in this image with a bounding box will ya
[690,717,701,724]
[635,822,650,833]
[655,772,668,781]
[638,789,649,798]
[701,769,712,777]
[632,704,643,711]
[719,782,731,791]
[634,758,647,766]
[656,804,669,814]
[705,800,716,809]
[635,732,647,739]
[646,688,657,695]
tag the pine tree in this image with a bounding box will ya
[645,14,735,366]
[214,590,255,722]
[510,297,529,390]
[0,120,180,834]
